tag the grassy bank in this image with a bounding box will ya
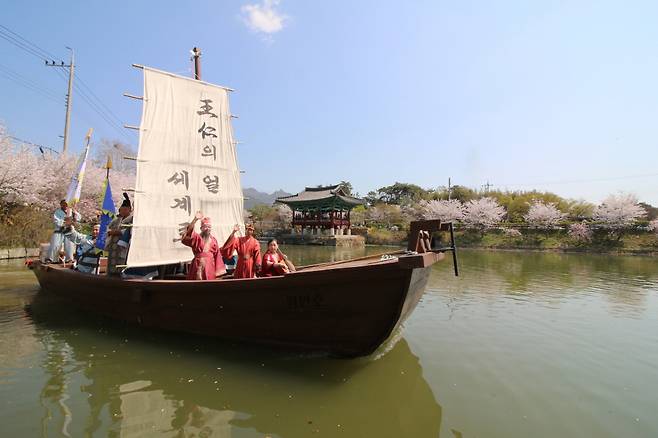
[364,227,658,255]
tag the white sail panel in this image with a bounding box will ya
[127,67,244,268]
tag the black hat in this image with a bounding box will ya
[121,192,132,209]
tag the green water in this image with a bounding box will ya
[1,248,657,437]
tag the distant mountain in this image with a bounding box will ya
[243,188,292,210]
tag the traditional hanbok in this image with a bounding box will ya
[64,228,100,274]
[47,208,81,262]
[261,252,288,277]
[182,231,225,280]
[222,236,261,279]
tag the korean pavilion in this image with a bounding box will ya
[276,184,364,236]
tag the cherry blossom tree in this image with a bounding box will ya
[1,126,135,221]
[647,219,658,234]
[523,201,565,229]
[568,222,592,242]
[419,199,464,222]
[594,193,645,228]
[503,228,522,238]
[462,197,506,229]
[276,204,292,228]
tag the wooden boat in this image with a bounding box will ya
[32,239,449,357]
[31,58,458,357]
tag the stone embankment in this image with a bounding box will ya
[0,248,39,260]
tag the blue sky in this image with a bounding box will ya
[1,0,657,204]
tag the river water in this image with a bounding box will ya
[1,247,657,437]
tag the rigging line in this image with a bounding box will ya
[0,71,61,103]
[0,24,62,61]
[497,172,658,188]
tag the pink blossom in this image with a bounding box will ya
[503,228,522,237]
[419,199,464,222]
[462,197,506,229]
[568,222,592,242]
[1,127,135,220]
[594,193,645,228]
[523,201,565,229]
[647,219,658,234]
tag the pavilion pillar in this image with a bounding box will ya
[329,227,335,236]
[346,227,352,235]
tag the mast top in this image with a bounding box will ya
[192,47,202,80]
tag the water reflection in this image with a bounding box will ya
[26,292,442,437]
[430,250,658,317]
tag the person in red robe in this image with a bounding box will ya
[221,223,261,279]
[181,211,226,280]
[261,239,295,277]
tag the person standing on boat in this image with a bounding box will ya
[221,224,261,279]
[47,199,81,263]
[181,211,226,280]
[63,219,101,274]
[261,239,295,277]
[106,193,133,276]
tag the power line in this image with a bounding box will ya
[0,62,61,103]
[498,172,658,188]
[7,135,59,155]
[0,24,134,145]
[0,24,62,61]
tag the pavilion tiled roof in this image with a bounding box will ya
[276,184,364,209]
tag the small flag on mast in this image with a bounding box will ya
[95,177,115,250]
[65,128,93,205]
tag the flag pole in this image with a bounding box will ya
[105,155,112,180]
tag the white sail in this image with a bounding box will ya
[126,66,244,268]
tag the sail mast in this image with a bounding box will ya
[192,47,202,80]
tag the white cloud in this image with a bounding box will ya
[241,0,288,37]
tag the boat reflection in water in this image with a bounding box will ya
[27,293,442,437]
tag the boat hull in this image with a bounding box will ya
[32,252,443,357]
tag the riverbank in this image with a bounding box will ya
[360,228,658,255]
[0,247,39,260]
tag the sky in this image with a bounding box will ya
[1,0,657,204]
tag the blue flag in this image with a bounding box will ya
[95,179,116,250]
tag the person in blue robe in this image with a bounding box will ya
[64,223,101,274]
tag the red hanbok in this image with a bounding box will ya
[182,232,226,280]
[261,252,287,277]
[222,235,261,279]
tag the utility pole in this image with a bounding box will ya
[46,47,74,154]
[191,47,202,80]
[448,177,452,201]
[482,180,493,192]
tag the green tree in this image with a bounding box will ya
[338,180,354,196]
[639,202,658,220]
[366,182,430,205]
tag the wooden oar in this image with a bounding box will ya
[297,249,406,271]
